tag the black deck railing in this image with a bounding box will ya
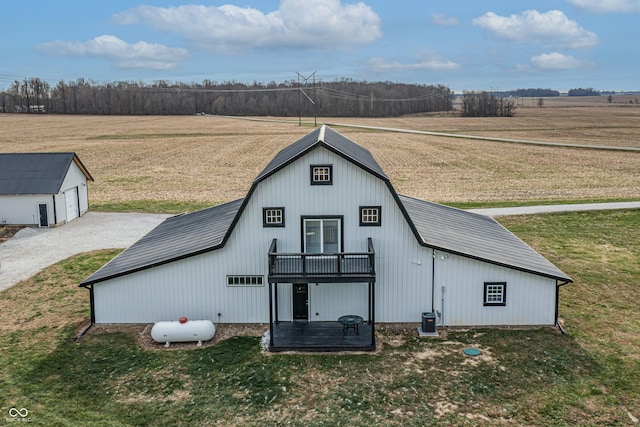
[268,238,375,279]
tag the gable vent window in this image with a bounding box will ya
[310,164,333,185]
[227,275,264,287]
[360,206,381,226]
[484,282,507,306]
[263,207,285,227]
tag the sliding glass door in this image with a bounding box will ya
[303,218,341,253]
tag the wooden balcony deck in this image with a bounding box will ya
[268,238,375,283]
[269,321,375,352]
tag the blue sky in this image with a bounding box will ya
[2,0,639,92]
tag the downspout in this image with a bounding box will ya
[431,250,436,313]
[555,279,571,334]
[52,194,57,225]
[268,282,274,348]
[76,284,95,340]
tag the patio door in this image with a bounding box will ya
[292,284,308,321]
[303,218,341,253]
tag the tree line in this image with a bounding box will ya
[461,91,516,117]
[0,77,453,117]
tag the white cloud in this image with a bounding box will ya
[473,9,598,49]
[112,0,382,52]
[530,52,592,70]
[368,55,460,72]
[431,13,458,27]
[514,52,594,72]
[35,35,189,70]
[568,0,640,13]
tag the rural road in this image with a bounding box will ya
[1,202,638,291]
[467,201,640,217]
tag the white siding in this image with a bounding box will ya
[433,252,557,326]
[309,282,369,321]
[91,145,556,326]
[93,146,433,324]
[58,162,90,220]
[0,194,53,226]
[0,161,88,226]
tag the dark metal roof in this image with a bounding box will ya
[0,152,93,195]
[81,126,571,287]
[255,125,387,182]
[398,194,572,282]
[80,198,243,285]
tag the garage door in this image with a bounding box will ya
[64,187,79,222]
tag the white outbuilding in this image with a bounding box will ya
[0,152,93,226]
[81,126,571,351]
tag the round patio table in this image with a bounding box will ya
[338,315,363,336]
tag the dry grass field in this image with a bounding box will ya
[1,101,639,207]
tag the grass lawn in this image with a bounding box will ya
[1,210,639,426]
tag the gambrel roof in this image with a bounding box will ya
[256,125,387,182]
[0,152,93,195]
[81,125,571,286]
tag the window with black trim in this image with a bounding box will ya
[310,164,333,185]
[227,275,264,286]
[484,282,507,306]
[263,207,285,227]
[360,206,381,226]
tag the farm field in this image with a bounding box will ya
[1,103,639,425]
[1,103,639,209]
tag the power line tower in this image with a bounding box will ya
[296,71,317,126]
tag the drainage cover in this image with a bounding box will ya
[463,347,481,356]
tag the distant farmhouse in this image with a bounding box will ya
[81,126,571,351]
[0,152,93,226]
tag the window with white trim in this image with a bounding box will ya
[360,206,381,226]
[484,282,507,306]
[263,207,285,227]
[310,164,332,185]
[227,275,264,286]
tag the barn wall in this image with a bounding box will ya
[57,162,90,221]
[93,146,433,324]
[0,194,54,225]
[433,252,558,326]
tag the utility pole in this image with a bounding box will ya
[295,71,317,126]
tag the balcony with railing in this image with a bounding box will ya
[267,238,375,283]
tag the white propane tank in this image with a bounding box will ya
[151,317,215,347]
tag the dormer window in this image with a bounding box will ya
[310,164,333,185]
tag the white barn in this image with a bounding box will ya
[0,152,93,226]
[81,126,571,351]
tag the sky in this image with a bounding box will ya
[1,0,639,93]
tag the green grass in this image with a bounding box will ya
[1,210,638,426]
[90,200,219,214]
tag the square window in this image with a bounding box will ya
[359,206,381,226]
[263,207,285,227]
[484,282,507,306]
[310,164,333,185]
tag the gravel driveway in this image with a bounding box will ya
[0,212,171,291]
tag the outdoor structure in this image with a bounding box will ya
[80,126,572,352]
[0,152,93,226]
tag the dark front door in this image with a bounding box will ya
[292,284,308,321]
[38,203,48,227]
